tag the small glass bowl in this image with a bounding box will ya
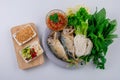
[46,9,68,31]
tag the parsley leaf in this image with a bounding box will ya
[49,13,59,23]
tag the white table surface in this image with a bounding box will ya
[0,0,120,80]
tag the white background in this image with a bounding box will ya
[0,0,120,80]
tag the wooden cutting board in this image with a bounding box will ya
[11,23,44,69]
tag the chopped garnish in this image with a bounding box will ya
[49,13,59,23]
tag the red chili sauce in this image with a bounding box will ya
[47,12,67,31]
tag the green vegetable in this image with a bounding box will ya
[67,7,117,69]
[85,8,117,69]
[22,46,32,60]
[67,7,92,65]
[49,13,59,23]
[68,7,91,36]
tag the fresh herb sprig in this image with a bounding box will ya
[49,13,59,23]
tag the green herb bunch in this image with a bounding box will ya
[86,8,117,69]
[67,7,117,69]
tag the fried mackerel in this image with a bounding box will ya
[47,32,68,61]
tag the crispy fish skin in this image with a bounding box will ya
[61,28,75,58]
[47,32,68,60]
